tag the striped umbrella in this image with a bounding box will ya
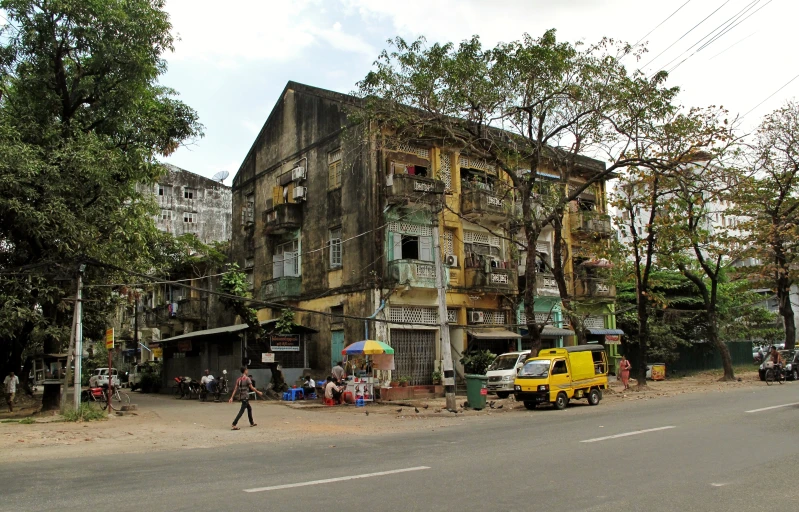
[341,340,394,355]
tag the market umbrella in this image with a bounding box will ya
[341,340,394,355]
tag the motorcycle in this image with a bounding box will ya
[198,370,229,402]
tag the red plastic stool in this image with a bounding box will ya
[343,391,354,404]
[325,398,336,406]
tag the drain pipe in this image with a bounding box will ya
[364,299,386,340]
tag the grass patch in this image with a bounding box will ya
[1,418,20,423]
[62,404,107,422]
[18,417,35,424]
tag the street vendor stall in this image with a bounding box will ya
[341,340,394,403]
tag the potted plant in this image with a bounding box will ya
[459,350,496,411]
[398,376,410,387]
[431,370,442,385]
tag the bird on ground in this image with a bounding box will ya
[414,407,420,413]
[488,401,496,409]
[395,408,402,413]
[496,404,503,409]
[365,410,369,416]
[423,404,429,409]
[462,401,468,408]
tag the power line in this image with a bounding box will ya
[708,30,758,60]
[631,0,693,49]
[641,0,731,71]
[742,73,799,119]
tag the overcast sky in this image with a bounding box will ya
[160,0,795,181]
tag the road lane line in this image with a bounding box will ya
[243,466,431,493]
[745,402,799,413]
[580,426,676,443]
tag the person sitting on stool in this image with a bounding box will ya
[302,376,316,398]
[324,376,343,404]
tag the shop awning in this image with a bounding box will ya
[587,329,625,335]
[160,320,317,344]
[467,328,522,339]
[542,326,575,336]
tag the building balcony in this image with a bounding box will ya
[571,211,612,237]
[570,274,616,299]
[387,259,438,289]
[461,187,511,223]
[534,273,561,297]
[386,174,445,209]
[175,298,206,321]
[260,276,302,302]
[464,267,518,294]
[263,203,302,236]
[144,305,171,328]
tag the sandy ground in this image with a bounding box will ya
[0,370,767,462]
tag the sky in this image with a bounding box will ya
[159,0,797,182]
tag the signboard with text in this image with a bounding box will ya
[177,341,193,352]
[105,328,114,349]
[261,353,275,363]
[270,334,300,352]
[151,348,163,358]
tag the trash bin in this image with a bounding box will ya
[465,374,489,410]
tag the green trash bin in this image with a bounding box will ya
[465,374,489,410]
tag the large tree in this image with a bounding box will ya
[0,0,202,379]
[738,102,799,350]
[355,31,679,355]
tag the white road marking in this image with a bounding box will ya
[243,466,431,493]
[745,402,799,413]
[580,426,676,443]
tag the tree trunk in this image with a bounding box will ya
[708,309,735,381]
[635,296,649,389]
[776,277,796,350]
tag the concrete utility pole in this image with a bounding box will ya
[432,221,457,412]
[62,265,84,412]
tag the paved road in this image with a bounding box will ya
[3,383,799,512]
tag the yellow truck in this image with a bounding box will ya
[513,345,609,410]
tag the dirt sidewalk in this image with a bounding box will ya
[0,370,769,462]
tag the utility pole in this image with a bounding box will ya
[62,265,84,412]
[432,220,457,412]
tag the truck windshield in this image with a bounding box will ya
[519,360,550,378]
[488,354,519,371]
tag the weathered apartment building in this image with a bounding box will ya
[115,165,234,362]
[230,82,619,384]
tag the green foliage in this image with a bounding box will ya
[62,404,107,422]
[431,370,442,383]
[139,360,162,393]
[460,350,496,375]
[18,417,35,424]
[220,263,263,340]
[0,0,202,377]
[275,309,295,334]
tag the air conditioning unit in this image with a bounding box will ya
[444,254,458,267]
[469,311,485,324]
[293,186,307,201]
[291,166,306,181]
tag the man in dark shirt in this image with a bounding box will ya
[229,366,263,430]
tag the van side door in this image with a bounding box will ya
[549,359,570,394]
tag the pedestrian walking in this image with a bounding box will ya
[619,355,632,390]
[228,366,262,430]
[4,371,20,412]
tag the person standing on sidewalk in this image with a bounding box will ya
[4,371,19,412]
[228,366,263,430]
[619,355,632,390]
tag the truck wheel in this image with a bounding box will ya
[554,392,569,410]
[588,389,600,406]
[496,392,510,399]
[523,401,536,410]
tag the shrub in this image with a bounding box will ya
[460,350,496,375]
[62,404,107,422]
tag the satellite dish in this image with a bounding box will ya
[212,170,229,183]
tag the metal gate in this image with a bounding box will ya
[391,329,436,385]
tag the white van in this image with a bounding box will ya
[89,368,120,388]
[486,351,530,398]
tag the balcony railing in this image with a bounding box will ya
[570,274,616,299]
[463,267,518,293]
[386,174,445,209]
[571,211,612,237]
[535,273,560,297]
[461,187,511,223]
[387,259,437,289]
[260,276,302,301]
[263,203,302,236]
[176,298,207,321]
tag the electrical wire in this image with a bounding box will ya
[640,0,731,71]
[741,73,799,119]
[631,0,693,49]
[708,30,758,60]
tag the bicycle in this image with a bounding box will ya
[82,385,130,411]
[765,365,785,386]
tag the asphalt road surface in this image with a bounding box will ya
[3,384,799,512]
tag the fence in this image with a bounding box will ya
[667,341,754,373]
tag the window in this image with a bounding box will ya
[158,185,167,196]
[244,257,254,269]
[160,209,172,221]
[328,148,342,190]
[184,188,195,199]
[273,239,299,278]
[183,213,194,223]
[552,360,568,375]
[390,161,428,177]
[246,271,254,290]
[329,228,342,268]
[331,305,344,324]
[391,233,432,261]
[243,193,254,225]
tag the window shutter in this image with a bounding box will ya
[273,256,284,279]
[287,183,295,204]
[284,252,296,277]
[392,233,402,261]
[272,186,281,206]
[419,236,433,261]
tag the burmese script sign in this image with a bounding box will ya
[270,334,300,352]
